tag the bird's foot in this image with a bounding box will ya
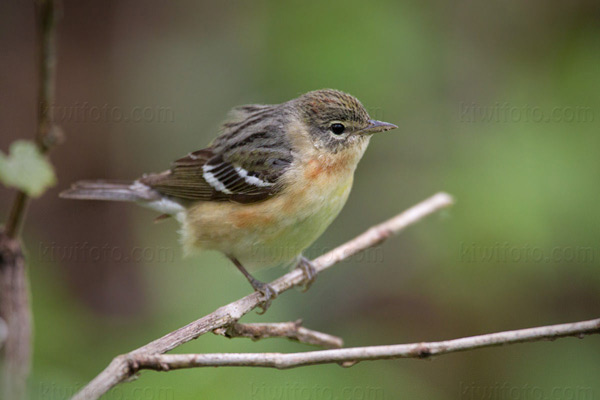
[250,279,278,314]
[295,256,318,292]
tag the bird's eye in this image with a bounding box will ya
[330,123,345,135]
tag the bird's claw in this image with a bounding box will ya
[296,257,318,292]
[251,279,278,314]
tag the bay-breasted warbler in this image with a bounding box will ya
[61,89,397,311]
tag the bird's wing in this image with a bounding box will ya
[140,106,293,204]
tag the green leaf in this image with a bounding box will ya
[0,140,56,197]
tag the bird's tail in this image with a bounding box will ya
[59,180,160,202]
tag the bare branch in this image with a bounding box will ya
[72,192,454,400]
[130,318,600,371]
[214,320,344,349]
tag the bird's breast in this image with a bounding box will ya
[181,154,357,270]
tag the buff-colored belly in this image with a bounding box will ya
[181,168,354,270]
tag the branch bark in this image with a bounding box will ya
[72,192,454,400]
[0,236,31,400]
[127,318,600,370]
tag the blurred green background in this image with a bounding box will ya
[1,0,599,399]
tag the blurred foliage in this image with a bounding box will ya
[0,0,598,399]
[0,141,56,197]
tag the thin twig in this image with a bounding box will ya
[1,2,59,399]
[4,0,59,239]
[130,318,600,371]
[4,193,29,241]
[214,320,344,349]
[72,192,454,400]
[0,318,8,349]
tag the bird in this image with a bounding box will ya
[60,89,397,311]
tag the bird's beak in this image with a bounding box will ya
[362,119,398,134]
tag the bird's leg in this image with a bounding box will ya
[295,256,318,292]
[228,256,277,314]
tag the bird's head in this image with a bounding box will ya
[291,89,397,154]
